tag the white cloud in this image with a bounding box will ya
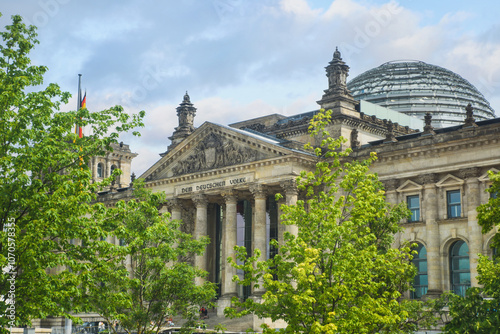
[3,0,500,175]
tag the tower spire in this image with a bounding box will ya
[168,92,197,150]
[317,46,358,116]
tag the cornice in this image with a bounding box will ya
[354,132,499,164]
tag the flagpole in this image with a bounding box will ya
[78,74,82,110]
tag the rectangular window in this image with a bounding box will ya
[490,186,498,199]
[407,195,420,222]
[447,190,461,218]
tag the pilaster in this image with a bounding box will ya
[460,167,482,286]
[420,173,442,297]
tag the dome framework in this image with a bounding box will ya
[347,60,495,128]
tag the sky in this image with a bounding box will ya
[2,0,500,176]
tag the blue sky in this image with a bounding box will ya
[2,0,500,175]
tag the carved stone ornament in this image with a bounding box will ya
[382,179,399,191]
[459,167,479,179]
[350,129,360,149]
[166,197,183,211]
[464,103,478,128]
[384,120,398,143]
[221,190,238,204]
[245,123,265,132]
[280,179,298,195]
[423,112,435,135]
[192,194,208,207]
[172,133,260,176]
[418,173,437,185]
[249,184,267,199]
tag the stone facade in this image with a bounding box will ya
[93,49,499,331]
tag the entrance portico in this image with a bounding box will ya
[140,117,312,316]
[161,175,299,315]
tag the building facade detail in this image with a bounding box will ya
[168,92,197,150]
[88,47,499,331]
[172,133,260,176]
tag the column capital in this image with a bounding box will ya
[249,183,267,199]
[166,197,183,211]
[280,178,298,195]
[221,190,238,204]
[192,194,208,207]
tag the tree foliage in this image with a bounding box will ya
[82,182,217,334]
[225,110,428,333]
[441,171,500,333]
[0,13,145,328]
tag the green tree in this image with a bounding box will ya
[225,110,429,333]
[82,182,217,334]
[0,13,144,328]
[442,171,500,333]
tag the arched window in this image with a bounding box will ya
[411,243,428,299]
[110,165,117,174]
[450,240,470,297]
[97,163,104,178]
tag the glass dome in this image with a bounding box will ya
[347,60,496,128]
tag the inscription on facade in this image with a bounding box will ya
[177,176,252,195]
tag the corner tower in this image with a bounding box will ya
[168,92,197,150]
[317,47,358,117]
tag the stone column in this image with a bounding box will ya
[249,184,267,297]
[193,194,208,286]
[460,168,482,286]
[420,173,442,297]
[218,191,238,316]
[280,179,298,238]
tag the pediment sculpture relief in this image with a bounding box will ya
[172,133,260,176]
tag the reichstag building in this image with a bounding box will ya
[91,47,499,330]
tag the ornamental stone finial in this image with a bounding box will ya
[333,46,341,59]
[383,120,397,143]
[464,103,477,128]
[423,112,435,135]
[317,46,357,112]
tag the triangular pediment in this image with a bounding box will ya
[436,174,464,188]
[396,180,422,193]
[141,122,311,181]
[479,168,499,182]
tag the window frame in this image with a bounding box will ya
[410,243,428,299]
[97,162,104,178]
[449,240,471,297]
[446,189,461,218]
[407,194,421,222]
